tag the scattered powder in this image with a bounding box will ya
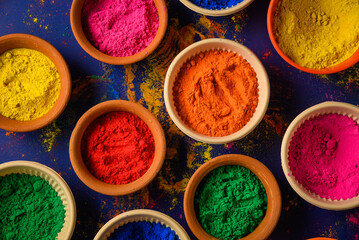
[82,0,159,57]
[288,113,359,200]
[173,49,258,137]
[273,0,359,69]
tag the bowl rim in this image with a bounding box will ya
[179,0,254,17]
[306,238,337,240]
[267,0,359,74]
[69,100,166,196]
[70,0,168,65]
[281,101,359,210]
[0,33,72,132]
[183,154,282,240]
[94,209,191,240]
[0,160,76,240]
[164,38,270,144]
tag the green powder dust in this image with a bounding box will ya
[195,165,267,240]
[0,173,65,240]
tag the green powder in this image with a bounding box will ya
[0,174,66,240]
[195,165,267,240]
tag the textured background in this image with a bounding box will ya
[1,0,359,239]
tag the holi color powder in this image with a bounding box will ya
[195,165,267,239]
[81,111,155,185]
[189,0,244,10]
[40,122,62,152]
[173,49,258,137]
[108,221,180,240]
[82,0,159,57]
[288,113,359,200]
[273,0,359,69]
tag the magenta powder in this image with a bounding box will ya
[288,113,359,200]
[81,0,159,57]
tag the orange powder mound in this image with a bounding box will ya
[173,49,258,137]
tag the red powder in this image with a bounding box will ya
[81,111,155,185]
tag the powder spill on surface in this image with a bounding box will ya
[195,165,267,240]
[40,122,62,152]
[288,113,359,200]
[0,48,61,121]
[273,0,359,69]
[69,10,251,225]
[116,14,247,212]
[123,65,138,103]
[173,49,259,137]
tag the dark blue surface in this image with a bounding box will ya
[1,0,359,239]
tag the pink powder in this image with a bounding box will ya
[288,113,359,200]
[81,0,159,57]
[349,213,359,225]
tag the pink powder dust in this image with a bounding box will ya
[82,0,159,57]
[288,113,359,200]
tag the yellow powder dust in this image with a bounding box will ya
[40,122,62,152]
[0,48,61,121]
[273,0,359,69]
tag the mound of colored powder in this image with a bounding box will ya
[288,113,359,200]
[81,111,155,185]
[82,0,159,57]
[0,174,65,239]
[273,0,359,69]
[108,221,180,240]
[0,48,61,121]
[195,165,267,240]
[190,0,244,10]
[173,49,259,137]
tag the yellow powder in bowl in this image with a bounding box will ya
[0,48,61,121]
[273,0,359,69]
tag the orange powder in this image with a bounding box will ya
[173,49,258,137]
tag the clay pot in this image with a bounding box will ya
[0,34,71,132]
[69,100,166,196]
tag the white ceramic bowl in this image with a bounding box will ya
[179,0,254,17]
[164,38,270,144]
[94,209,190,240]
[281,101,359,210]
[0,160,76,239]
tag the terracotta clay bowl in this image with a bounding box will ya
[184,154,282,240]
[267,0,359,74]
[0,160,76,240]
[0,34,71,132]
[70,0,168,65]
[179,0,254,17]
[94,209,191,240]
[69,100,166,196]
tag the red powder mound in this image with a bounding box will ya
[81,111,155,185]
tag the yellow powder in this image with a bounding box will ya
[0,48,61,121]
[273,0,359,69]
